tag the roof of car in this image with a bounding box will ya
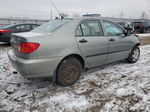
[14,23,39,26]
[63,17,102,20]
[62,17,108,22]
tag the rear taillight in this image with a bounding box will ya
[18,42,40,54]
[0,30,9,33]
[140,24,144,28]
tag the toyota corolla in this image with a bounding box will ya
[8,17,140,86]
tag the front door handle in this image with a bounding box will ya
[109,38,115,41]
[79,39,88,43]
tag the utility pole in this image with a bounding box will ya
[120,12,123,18]
[141,11,148,19]
[50,10,53,20]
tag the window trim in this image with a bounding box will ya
[75,19,104,37]
[76,25,83,37]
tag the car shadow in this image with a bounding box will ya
[0,42,10,47]
[17,60,127,90]
[82,60,127,76]
[0,42,11,52]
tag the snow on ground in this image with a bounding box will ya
[0,45,150,112]
[136,33,150,38]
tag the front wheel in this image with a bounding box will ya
[56,58,82,86]
[126,46,140,63]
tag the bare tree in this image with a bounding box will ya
[141,11,148,19]
[50,10,53,20]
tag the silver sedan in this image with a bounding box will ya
[8,17,140,86]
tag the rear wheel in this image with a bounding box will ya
[126,46,140,63]
[56,58,82,86]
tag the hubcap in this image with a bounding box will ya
[63,64,79,83]
[132,48,140,62]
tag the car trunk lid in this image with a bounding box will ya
[11,32,44,59]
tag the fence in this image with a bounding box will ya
[0,17,150,28]
[101,17,150,22]
[0,18,49,28]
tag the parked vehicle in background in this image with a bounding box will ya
[116,22,134,33]
[8,18,140,86]
[144,21,150,32]
[0,23,39,43]
[131,22,149,33]
[83,14,101,17]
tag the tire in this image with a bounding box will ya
[126,46,140,63]
[56,58,82,86]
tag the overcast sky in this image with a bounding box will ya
[0,0,150,19]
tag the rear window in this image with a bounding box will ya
[2,24,15,29]
[31,19,70,34]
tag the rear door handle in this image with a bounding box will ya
[79,39,88,43]
[109,38,115,41]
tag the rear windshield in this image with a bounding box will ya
[2,24,15,29]
[31,19,70,34]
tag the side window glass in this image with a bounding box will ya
[81,23,91,36]
[25,25,31,30]
[19,25,26,30]
[15,26,21,30]
[76,25,82,36]
[16,25,31,31]
[76,20,104,37]
[103,20,124,36]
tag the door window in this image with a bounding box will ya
[76,20,104,37]
[15,25,32,31]
[103,20,124,36]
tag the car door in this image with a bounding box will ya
[102,20,132,63]
[75,20,109,67]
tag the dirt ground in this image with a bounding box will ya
[0,43,10,49]
[140,37,150,45]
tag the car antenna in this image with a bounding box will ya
[51,1,64,19]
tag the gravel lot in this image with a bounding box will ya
[0,43,10,50]
[0,35,150,112]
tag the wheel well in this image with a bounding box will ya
[136,43,140,46]
[52,54,85,82]
[59,54,85,69]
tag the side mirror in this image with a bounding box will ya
[124,30,131,36]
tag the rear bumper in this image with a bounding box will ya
[7,49,63,78]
